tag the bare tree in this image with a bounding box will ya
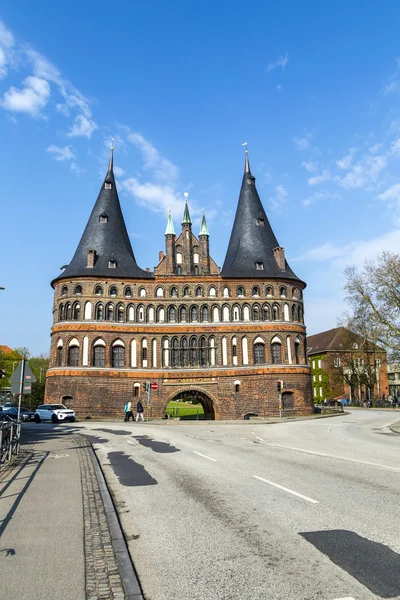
[344,252,400,356]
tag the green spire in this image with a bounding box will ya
[165,209,176,235]
[199,209,209,236]
[182,192,192,225]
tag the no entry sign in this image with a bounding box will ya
[151,382,159,390]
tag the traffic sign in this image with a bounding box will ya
[10,361,37,384]
[151,382,158,390]
[10,382,31,394]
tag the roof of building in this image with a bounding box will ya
[165,210,176,235]
[307,327,385,356]
[52,149,153,285]
[199,211,209,236]
[221,152,303,281]
[307,328,345,355]
[182,200,192,225]
[0,345,15,355]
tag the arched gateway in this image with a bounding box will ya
[164,388,216,420]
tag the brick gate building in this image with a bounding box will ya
[45,148,312,419]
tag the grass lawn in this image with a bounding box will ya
[166,400,204,418]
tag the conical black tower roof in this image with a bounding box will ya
[221,153,302,282]
[52,150,153,285]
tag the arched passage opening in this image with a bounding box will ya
[165,389,216,420]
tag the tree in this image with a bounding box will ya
[0,347,22,389]
[344,252,400,356]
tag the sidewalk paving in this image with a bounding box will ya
[0,425,141,600]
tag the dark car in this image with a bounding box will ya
[2,406,36,422]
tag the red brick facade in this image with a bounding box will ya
[45,162,313,419]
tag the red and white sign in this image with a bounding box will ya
[151,382,159,390]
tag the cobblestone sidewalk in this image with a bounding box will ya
[74,435,126,600]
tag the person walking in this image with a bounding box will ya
[136,400,144,422]
[124,400,133,422]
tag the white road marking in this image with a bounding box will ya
[192,451,217,462]
[331,597,356,600]
[256,439,400,472]
[125,439,135,445]
[253,475,319,504]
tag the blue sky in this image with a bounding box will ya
[1,1,400,356]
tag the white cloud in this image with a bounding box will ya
[0,48,7,79]
[121,177,185,216]
[0,21,14,79]
[47,144,75,161]
[336,151,355,170]
[337,154,387,189]
[267,53,289,72]
[377,183,400,220]
[293,133,312,150]
[301,198,313,207]
[276,84,282,91]
[0,21,14,48]
[308,169,330,186]
[113,165,125,178]
[295,228,400,269]
[127,132,179,182]
[390,138,400,155]
[301,161,318,172]
[1,76,50,115]
[369,143,383,154]
[70,162,85,175]
[68,114,97,138]
[269,184,288,212]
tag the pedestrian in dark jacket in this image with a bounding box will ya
[136,400,144,422]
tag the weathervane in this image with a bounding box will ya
[242,141,248,153]
[184,192,189,200]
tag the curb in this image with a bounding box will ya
[389,421,400,435]
[88,443,144,600]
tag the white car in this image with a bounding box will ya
[35,404,76,424]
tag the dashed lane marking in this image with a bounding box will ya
[253,475,319,504]
[192,451,217,462]
[125,439,135,445]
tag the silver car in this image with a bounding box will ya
[35,404,76,423]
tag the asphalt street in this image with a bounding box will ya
[76,410,400,600]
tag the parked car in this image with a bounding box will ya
[35,404,76,423]
[2,406,36,422]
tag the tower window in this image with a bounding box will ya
[105,182,112,190]
[257,218,265,226]
[99,213,108,223]
[255,262,264,270]
[108,260,117,269]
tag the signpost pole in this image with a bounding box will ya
[17,357,26,422]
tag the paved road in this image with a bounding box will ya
[77,411,400,600]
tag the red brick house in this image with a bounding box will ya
[307,327,388,403]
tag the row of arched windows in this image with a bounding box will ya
[60,283,303,301]
[58,301,304,324]
[55,334,304,369]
